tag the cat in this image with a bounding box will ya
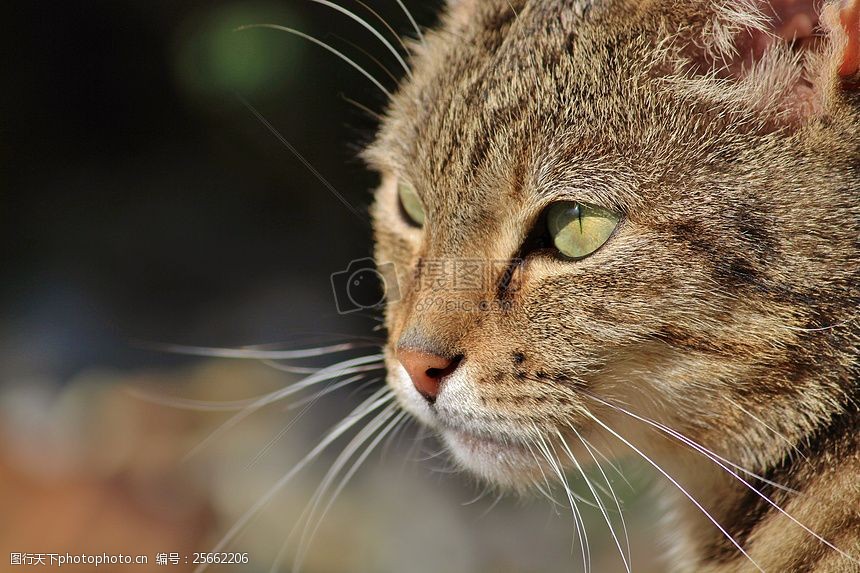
[363,0,860,571]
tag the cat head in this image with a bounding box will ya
[364,0,860,488]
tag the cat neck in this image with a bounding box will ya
[657,401,860,572]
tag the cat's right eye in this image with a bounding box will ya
[398,182,425,227]
[546,201,620,260]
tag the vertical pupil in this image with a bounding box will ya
[571,203,583,232]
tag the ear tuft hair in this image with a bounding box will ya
[661,0,860,127]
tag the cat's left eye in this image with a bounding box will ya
[546,201,620,260]
[398,182,425,227]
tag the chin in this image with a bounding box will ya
[441,427,544,491]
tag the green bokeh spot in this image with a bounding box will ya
[176,2,306,98]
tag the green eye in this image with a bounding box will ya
[398,182,425,226]
[547,201,621,260]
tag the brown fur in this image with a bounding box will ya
[365,1,860,571]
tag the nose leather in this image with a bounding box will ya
[396,349,461,403]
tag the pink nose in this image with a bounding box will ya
[396,349,461,403]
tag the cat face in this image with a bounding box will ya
[366,0,859,487]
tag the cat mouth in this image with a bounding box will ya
[440,426,541,486]
[444,427,528,455]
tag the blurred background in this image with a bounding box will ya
[1,1,660,571]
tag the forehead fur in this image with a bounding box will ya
[368,0,852,186]
[370,1,652,208]
[369,0,858,267]
[367,0,859,370]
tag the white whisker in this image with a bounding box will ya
[352,0,411,55]
[462,487,492,507]
[393,0,425,44]
[531,433,599,509]
[580,434,635,492]
[536,433,590,573]
[237,24,393,97]
[524,440,568,511]
[405,424,439,464]
[286,375,380,410]
[562,427,631,573]
[305,0,412,77]
[237,95,370,222]
[261,364,320,375]
[289,408,406,573]
[583,411,765,572]
[192,387,394,573]
[340,93,382,120]
[134,340,370,360]
[592,396,860,566]
[328,32,400,84]
[262,360,382,378]
[476,491,505,521]
[380,408,412,461]
[589,394,800,495]
[125,367,373,415]
[246,375,374,469]
[418,446,454,463]
[126,388,263,413]
[184,354,385,460]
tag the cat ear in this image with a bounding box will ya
[667,0,860,123]
[839,0,860,76]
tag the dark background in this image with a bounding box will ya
[2,0,441,381]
